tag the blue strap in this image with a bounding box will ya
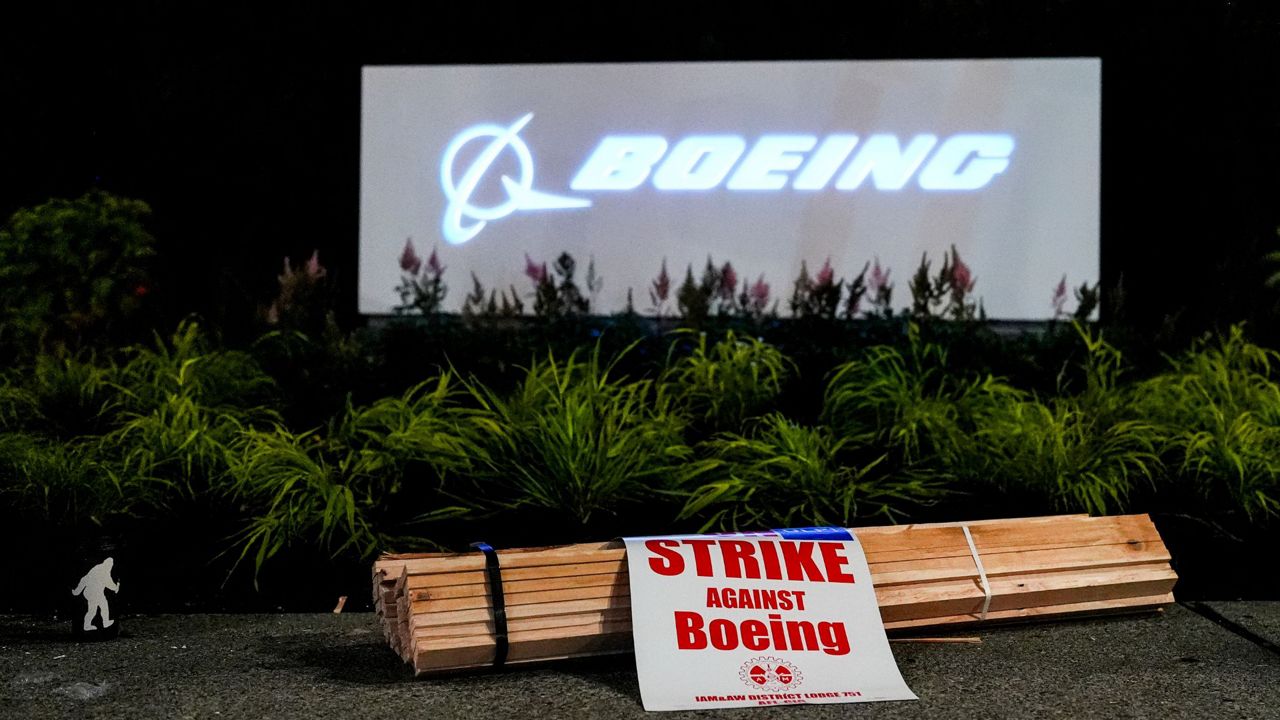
[470,542,509,667]
[772,527,853,541]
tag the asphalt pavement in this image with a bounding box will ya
[3,603,1279,719]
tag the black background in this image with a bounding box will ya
[1,1,1277,339]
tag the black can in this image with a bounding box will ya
[68,536,123,641]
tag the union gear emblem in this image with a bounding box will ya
[739,657,803,692]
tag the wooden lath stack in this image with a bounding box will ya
[374,514,1176,675]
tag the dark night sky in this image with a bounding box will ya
[1,1,1278,337]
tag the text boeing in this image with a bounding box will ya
[571,132,1013,192]
[439,114,1014,245]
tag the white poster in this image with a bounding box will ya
[623,527,916,711]
[361,59,1100,319]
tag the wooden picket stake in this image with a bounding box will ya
[372,513,1177,675]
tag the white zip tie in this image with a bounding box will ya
[962,525,991,621]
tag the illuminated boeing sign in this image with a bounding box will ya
[442,114,1015,244]
[361,60,1100,320]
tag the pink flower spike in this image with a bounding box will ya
[652,259,671,302]
[950,253,974,293]
[749,274,771,310]
[1052,275,1069,315]
[720,261,738,300]
[399,238,422,274]
[306,250,327,279]
[524,253,547,284]
[815,258,835,287]
[426,247,444,276]
[870,258,890,293]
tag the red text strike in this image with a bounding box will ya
[645,539,856,583]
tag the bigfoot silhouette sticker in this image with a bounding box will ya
[72,557,120,633]
[623,528,915,711]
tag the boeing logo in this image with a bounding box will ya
[440,114,1014,245]
[441,113,592,246]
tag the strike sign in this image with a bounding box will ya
[623,528,916,711]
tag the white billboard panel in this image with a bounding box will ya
[360,59,1100,319]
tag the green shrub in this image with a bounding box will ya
[951,325,1161,515]
[0,190,156,357]
[0,321,279,544]
[822,324,1019,465]
[251,323,370,430]
[105,396,245,498]
[229,426,380,572]
[1134,325,1280,519]
[821,323,1162,516]
[340,374,488,467]
[467,343,691,525]
[0,432,163,531]
[116,320,276,418]
[97,321,277,498]
[0,377,37,432]
[678,413,937,531]
[3,354,120,438]
[662,330,794,433]
[966,400,1160,515]
[1067,322,1132,425]
[228,374,478,574]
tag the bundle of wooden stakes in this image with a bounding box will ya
[373,514,1176,675]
